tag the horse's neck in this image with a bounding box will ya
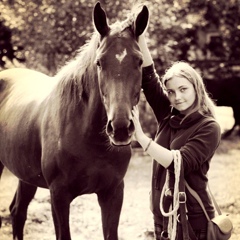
[71,84,107,143]
[52,70,107,139]
[52,37,108,138]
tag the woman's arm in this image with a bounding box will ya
[138,35,170,122]
[132,106,173,168]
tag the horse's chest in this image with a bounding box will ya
[50,146,131,194]
[86,162,124,191]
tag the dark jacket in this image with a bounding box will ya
[142,64,221,230]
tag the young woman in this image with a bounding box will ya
[132,35,221,240]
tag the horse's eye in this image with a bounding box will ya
[139,59,143,66]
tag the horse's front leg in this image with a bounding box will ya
[97,182,124,240]
[50,185,72,240]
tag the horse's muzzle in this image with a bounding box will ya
[106,119,134,146]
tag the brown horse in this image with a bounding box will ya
[0,2,149,240]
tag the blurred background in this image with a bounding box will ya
[1,0,240,138]
[1,0,240,74]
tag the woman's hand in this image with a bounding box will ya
[138,34,153,67]
[132,105,145,141]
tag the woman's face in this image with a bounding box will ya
[165,76,196,115]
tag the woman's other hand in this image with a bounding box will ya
[132,105,145,141]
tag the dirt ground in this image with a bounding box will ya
[0,107,239,240]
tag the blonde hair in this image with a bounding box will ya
[162,61,216,118]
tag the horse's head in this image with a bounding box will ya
[93,2,149,146]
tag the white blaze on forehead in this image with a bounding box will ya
[115,49,127,64]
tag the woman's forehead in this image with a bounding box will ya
[165,76,193,89]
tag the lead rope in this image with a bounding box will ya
[160,150,182,240]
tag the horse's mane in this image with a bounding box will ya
[54,31,99,107]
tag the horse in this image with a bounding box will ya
[0,2,149,240]
[204,76,240,138]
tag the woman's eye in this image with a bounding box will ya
[180,88,187,92]
[167,90,173,95]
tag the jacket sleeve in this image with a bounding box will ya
[181,120,221,174]
[142,64,171,123]
[168,119,221,175]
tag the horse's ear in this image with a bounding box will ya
[134,5,149,37]
[93,2,110,37]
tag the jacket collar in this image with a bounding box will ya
[169,110,204,129]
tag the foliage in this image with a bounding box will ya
[1,0,97,73]
[0,0,153,73]
[175,0,240,79]
[0,21,24,68]
[1,0,239,74]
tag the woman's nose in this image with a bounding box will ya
[175,91,181,100]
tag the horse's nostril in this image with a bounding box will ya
[106,120,113,135]
[129,120,135,134]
